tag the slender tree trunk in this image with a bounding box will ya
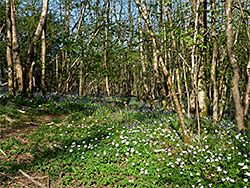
[26,0,49,97]
[79,64,84,96]
[211,0,219,122]
[104,0,110,97]
[219,84,227,120]
[10,0,23,94]
[55,54,59,93]
[225,0,247,131]
[6,0,14,97]
[134,0,188,142]
[104,21,110,97]
[139,14,149,98]
[197,0,208,117]
[236,0,250,125]
[41,27,46,96]
[190,0,201,143]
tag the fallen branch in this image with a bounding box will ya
[56,112,78,127]
[17,182,30,188]
[0,148,7,156]
[18,169,47,188]
[0,172,17,180]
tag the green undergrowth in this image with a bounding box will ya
[0,94,249,187]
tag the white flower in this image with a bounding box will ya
[176,158,181,162]
[217,167,222,172]
[235,134,241,139]
[223,170,228,174]
[131,148,135,152]
[125,141,129,145]
[230,179,235,183]
[221,178,225,182]
[145,169,148,175]
[244,172,250,176]
[69,149,73,152]
[242,165,249,170]
[243,178,248,182]
[238,163,244,166]
[103,151,106,155]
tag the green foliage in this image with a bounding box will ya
[0,95,249,187]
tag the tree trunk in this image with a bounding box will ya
[166,0,184,112]
[26,0,49,97]
[41,27,46,96]
[104,0,110,97]
[211,0,219,122]
[10,0,23,94]
[134,0,188,142]
[197,0,208,117]
[55,54,59,93]
[225,0,247,131]
[6,0,14,97]
[236,0,250,127]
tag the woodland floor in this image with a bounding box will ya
[0,95,249,188]
[0,112,67,187]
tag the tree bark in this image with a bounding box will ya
[225,0,247,131]
[211,0,219,123]
[10,0,23,94]
[236,0,250,126]
[26,0,49,97]
[6,0,14,97]
[104,1,110,98]
[134,0,188,142]
[166,0,184,112]
[197,0,208,117]
[41,26,46,96]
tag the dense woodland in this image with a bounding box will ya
[0,0,250,187]
[1,0,250,134]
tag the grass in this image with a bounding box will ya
[0,93,249,187]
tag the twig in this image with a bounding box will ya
[0,172,16,180]
[56,112,78,127]
[18,169,47,188]
[0,148,6,156]
[17,182,30,188]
